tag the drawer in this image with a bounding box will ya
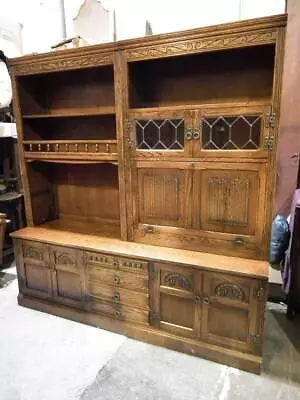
[85,251,148,274]
[91,300,149,325]
[22,240,49,266]
[88,281,149,309]
[87,265,149,292]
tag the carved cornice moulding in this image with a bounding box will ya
[125,30,277,61]
[12,53,113,76]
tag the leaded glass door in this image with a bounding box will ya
[126,110,193,159]
[193,105,272,158]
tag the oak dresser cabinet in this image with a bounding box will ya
[9,14,286,374]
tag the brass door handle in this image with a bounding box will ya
[184,128,193,141]
[193,129,200,140]
[195,295,202,304]
[145,226,154,234]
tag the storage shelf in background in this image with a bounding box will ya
[22,106,116,119]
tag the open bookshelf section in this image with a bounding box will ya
[129,44,275,109]
[18,65,115,116]
[27,161,120,238]
[22,115,118,161]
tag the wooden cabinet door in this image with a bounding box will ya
[131,163,193,247]
[201,272,266,354]
[50,245,85,307]
[16,240,53,299]
[149,263,202,338]
[193,105,272,159]
[192,161,268,259]
[127,110,193,159]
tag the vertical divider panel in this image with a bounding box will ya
[10,73,34,225]
[114,52,129,240]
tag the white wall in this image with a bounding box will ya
[0,0,286,55]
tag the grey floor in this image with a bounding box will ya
[1,264,300,400]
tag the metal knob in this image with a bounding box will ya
[115,309,122,319]
[113,292,120,303]
[193,129,200,140]
[114,275,120,286]
[203,296,209,305]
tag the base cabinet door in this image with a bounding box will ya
[15,240,53,299]
[201,272,266,354]
[149,263,202,338]
[50,245,85,307]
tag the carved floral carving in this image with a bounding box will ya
[125,31,277,60]
[14,54,112,75]
[163,272,192,291]
[23,246,43,261]
[56,253,75,265]
[215,283,245,301]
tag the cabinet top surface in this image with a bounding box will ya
[12,227,269,280]
[9,14,286,66]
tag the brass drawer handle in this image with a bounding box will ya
[114,275,120,286]
[232,237,245,245]
[113,292,120,303]
[115,309,122,319]
[203,296,209,305]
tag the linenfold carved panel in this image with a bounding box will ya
[125,30,277,60]
[215,283,245,301]
[207,177,249,226]
[140,172,180,222]
[13,53,112,75]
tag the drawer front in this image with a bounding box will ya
[85,251,148,274]
[88,281,149,309]
[22,241,49,266]
[87,265,149,292]
[91,300,149,325]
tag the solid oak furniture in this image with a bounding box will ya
[9,14,286,374]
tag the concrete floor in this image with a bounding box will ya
[0,264,300,400]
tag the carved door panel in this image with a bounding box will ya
[127,110,194,159]
[192,161,268,259]
[49,245,85,307]
[132,164,193,247]
[201,272,266,354]
[17,240,53,299]
[193,105,272,158]
[149,263,202,338]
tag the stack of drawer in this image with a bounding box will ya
[85,251,150,324]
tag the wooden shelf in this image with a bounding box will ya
[22,106,116,119]
[40,218,121,239]
[129,100,272,114]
